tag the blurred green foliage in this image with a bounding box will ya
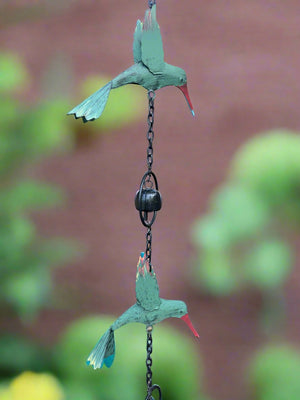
[248,345,300,400]
[0,335,50,375]
[54,315,204,400]
[190,130,300,297]
[0,52,76,321]
[0,53,29,93]
[0,315,206,400]
[231,131,300,212]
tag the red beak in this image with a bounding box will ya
[177,84,195,116]
[181,313,199,338]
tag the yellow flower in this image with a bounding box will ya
[8,371,64,400]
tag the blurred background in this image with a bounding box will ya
[1,1,300,400]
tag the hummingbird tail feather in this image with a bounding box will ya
[86,328,115,369]
[67,82,112,122]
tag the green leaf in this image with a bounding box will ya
[0,96,19,130]
[212,184,270,242]
[21,99,73,156]
[191,185,270,252]
[0,217,35,251]
[0,335,48,374]
[244,240,292,289]
[248,345,300,400]
[2,268,52,320]
[231,130,300,207]
[0,181,63,214]
[192,251,237,295]
[0,53,29,93]
[0,97,23,175]
[191,215,231,250]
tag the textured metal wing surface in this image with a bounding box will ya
[133,19,143,63]
[141,5,164,73]
[135,253,161,311]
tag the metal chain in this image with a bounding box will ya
[145,228,152,273]
[147,91,155,174]
[144,90,156,273]
[145,327,162,400]
[146,328,153,389]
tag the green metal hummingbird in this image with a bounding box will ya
[68,5,194,123]
[86,252,199,369]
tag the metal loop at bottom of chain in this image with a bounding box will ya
[140,210,157,229]
[146,384,162,400]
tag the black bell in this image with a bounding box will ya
[135,188,162,212]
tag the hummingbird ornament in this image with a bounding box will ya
[68,4,194,122]
[87,253,199,369]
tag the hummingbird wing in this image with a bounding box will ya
[133,19,143,63]
[135,253,161,311]
[141,5,165,74]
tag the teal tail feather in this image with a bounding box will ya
[67,82,112,122]
[86,328,115,369]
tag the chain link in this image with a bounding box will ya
[146,329,153,389]
[145,228,152,273]
[145,328,162,400]
[147,91,155,174]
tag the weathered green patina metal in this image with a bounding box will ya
[86,253,199,369]
[68,5,194,122]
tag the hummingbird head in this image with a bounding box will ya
[173,300,199,338]
[165,65,194,116]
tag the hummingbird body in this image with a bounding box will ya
[68,5,194,122]
[110,299,189,331]
[111,63,188,91]
[86,253,199,370]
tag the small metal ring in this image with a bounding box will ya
[147,90,156,100]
